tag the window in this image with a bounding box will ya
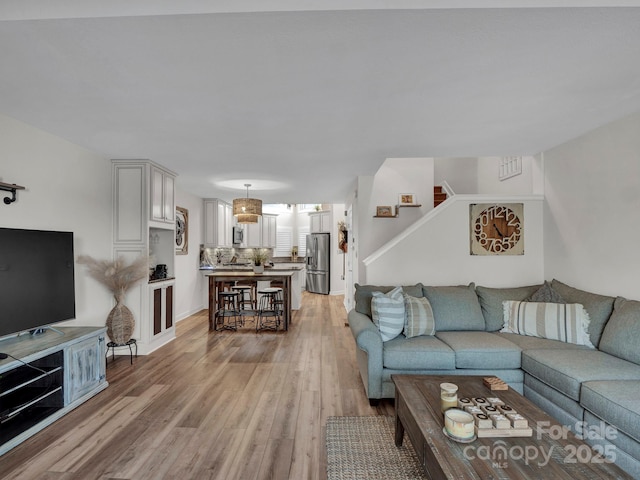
[275,227,293,257]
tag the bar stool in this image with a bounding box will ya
[217,291,240,331]
[256,287,282,332]
[232,285,254,322]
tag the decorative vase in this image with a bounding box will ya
[106,293,135,344]
[253,264,264,274]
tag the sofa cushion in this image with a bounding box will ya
[354,283,423,317]
[551,279,615,347]
[423,283,485,331]
[435,331,522,369]
[581,380,640,442]
[496,332,589,351]
[476,284,542,332]
[522,349,640,401]
[371,287,405,342]
[526,281,566,303]
[383,335,456,370]
[599,297,640,366]
[402,294,435,338]
[502,301,594,347]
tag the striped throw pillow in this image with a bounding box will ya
[371,286,405,342]
[403,294,435,338]
[502,301,594,348]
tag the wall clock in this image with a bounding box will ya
[470,203,524,255]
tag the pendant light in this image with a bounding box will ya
[233,183,262,224]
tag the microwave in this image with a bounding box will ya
[232,227,243,245]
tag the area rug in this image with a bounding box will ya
[326,416,427,480]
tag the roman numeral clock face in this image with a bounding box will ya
[470,203,524,255]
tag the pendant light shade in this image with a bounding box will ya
[233,184,262,224]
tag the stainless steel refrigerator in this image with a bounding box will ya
[306,233,330,294]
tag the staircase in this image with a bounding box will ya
[434,185,447,207]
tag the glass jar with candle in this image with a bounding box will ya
[440,383,458,413]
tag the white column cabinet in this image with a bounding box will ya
[204,198,232,247]
[112,159,176,355]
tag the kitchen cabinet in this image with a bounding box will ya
[236,214,277,248]
[240,220,262,247]
[310,211,331,233]
[204,198,232,247]
[262,214,277,248]
[150,165,175,225]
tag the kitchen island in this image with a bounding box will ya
[201,264,304,309]
[206,271,296,331]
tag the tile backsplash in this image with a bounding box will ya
[200,246,274,266]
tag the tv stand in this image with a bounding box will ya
[29,325,64,336]
[0,326,108,455]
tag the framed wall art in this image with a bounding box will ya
[398,193,417,206]
[176,206,188,255]
[376,206,395,217]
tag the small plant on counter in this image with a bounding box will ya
[251,249,269,266]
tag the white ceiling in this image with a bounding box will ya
[2,2,640,203]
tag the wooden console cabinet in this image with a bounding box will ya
[0,327,108,455]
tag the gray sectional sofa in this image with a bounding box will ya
[348,279,640,478]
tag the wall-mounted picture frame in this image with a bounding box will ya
[376,205,395,217]
[399,193,417,206]
[176,206,188,255]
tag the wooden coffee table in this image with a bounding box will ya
[392,375,633,479]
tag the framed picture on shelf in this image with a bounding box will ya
[399,193,417,206]
[376,206,395,217]
[175,206,188,255]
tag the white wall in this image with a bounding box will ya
[477,156,538,195]
[356,158,434,280]
[330,204,346,295]
[0,114,113,328]
[434,157,478,194]
[174,188,205,320]
[364,196,544,288]
[543,111,640,299]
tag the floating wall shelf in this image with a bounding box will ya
[0,181,25,205]
[373,204,422,218]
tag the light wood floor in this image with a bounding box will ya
[0,292,393,479]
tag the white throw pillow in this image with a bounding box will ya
[371,286,405,342]
[502,300,594,348]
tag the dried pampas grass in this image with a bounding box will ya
[77,254,150,297]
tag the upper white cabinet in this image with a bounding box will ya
[204,198,232,247]
[235,213,277,248]
[262,214,277,248]
[151,166,175,225]
[309,211,331,233]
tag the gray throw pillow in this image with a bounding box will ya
[598,297,640,365]
[354,283,423,317]
[551,279,615,348]
[476,284,543,331]
[527,281,566,303]
[422,283,485,331]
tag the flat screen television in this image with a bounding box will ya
[0,228,75,338]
